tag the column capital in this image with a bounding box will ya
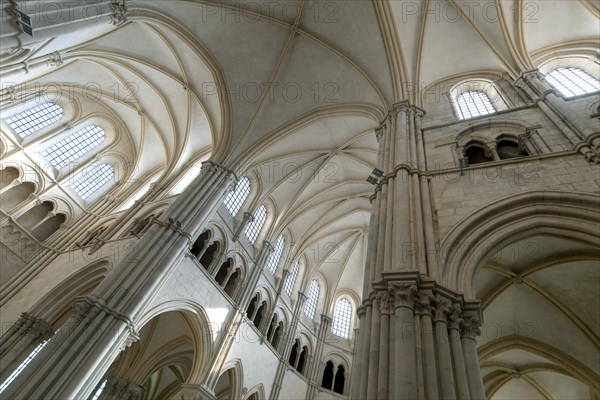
[178,384,216,400]
[520,69,545,82]
[320,314,332,327]
[109,1,129,26]
[356,304,367,318]
[297,291,308,304]
[200,161,236,179]
[448,303,464,330]
[433,295,453,323]
[390,100,426,117]
[414,292,435,316]
[460,311,482,340]
[390,283,418,310]
[375,127,384,143]
[376,290,395,315]
[45,51,63,67]
[103,376,144,400]
[13,312,55,340]
[72,295,140,351]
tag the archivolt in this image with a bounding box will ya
[440,190,600,297]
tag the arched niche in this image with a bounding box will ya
[0,182,35,212]
[16,201,54,229]
[0,166,19,189]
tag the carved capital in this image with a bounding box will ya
[391,283,418,310]
[375,127,384,143]
[433,296,452,322]
[12,312,55,340]
[460,311,481,339]
[45,51,63,67]
[447,303,463,330]
[105,376,144,400]
[391,100,411,115]
[414,293,435,316]
[376,291,394,315]
[521,69,544,82]
[72,295,140,349]
[109,1,129,26]
[320,314,332,330]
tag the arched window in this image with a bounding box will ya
[497,139,528,159]
[321,361,335,390]
[332,298,353,339]
[304,279,320,319]
[71,163,115,200]
[245,205,266,244]
[199,242,220,269]
[215,258,232,286]
[283,260,299,296]
[253,300,266,327]
[223,269,240,298]
[42,125,105,169]
[297,346,308,374]
[0,340,49,393]
[333,365,346,394]
[266,235,285,274]
[271,321,283,349]
[246,294,260,320]
[546,67,600,98]
[288,339,300,366]
[223,176,250,216]
[464,144,492,165]
[5,102,63,138]
[191,230,210,258]
[455,91,496,119]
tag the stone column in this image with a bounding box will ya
[485,142,501,161]
[351,100,487,400]
[0,312,54,379]
[433,296,456,400]
[392,282,418,400]
[1,162,236,400]
[350,306,365,399]
[416,289,439,400]
[305,314,332,399]
[366,293,381,399]
[269,293,307,400]
[376,290,393,399]
[461,307,486,400]
[449,304,470,400]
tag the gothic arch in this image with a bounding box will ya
[478,336,600,397]
[134,300,214,385]
[216,360,244,400]
[329,289,360,316]
[321,351,351,372]
[29,260,111,325]
[302,271,328,318]
[440,191,600,297]
[244,384,265,400]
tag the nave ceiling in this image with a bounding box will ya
[0,4,599,394]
